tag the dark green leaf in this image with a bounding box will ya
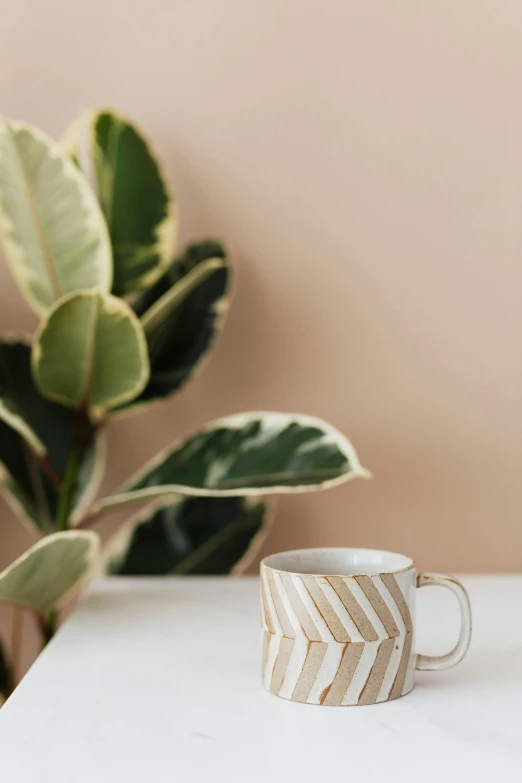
[117,241,229,414]
[62,110,176,297]
[0,340,104,531]
[107,496,269,576]
[94,412,369,516]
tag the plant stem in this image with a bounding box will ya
[1,607,23,701]
[37,454,63,490]
[55,407,94,531]
[55,441,83,531]
[41,609,57,648]
[10,606,21,686]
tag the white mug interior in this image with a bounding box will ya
[262,547,414,576]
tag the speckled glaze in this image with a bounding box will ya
[260,547,472,706]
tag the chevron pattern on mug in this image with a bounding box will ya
[261,549,417,706]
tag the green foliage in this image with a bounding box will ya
[33,291,149,416]
[119,240,230,414]
[0,119,111,315]
[94,412,369,518]
[62,109,176,297]
[0,532,99,614]
[0,340,103,531]
[106,496,269,576]
[0,108,368,690]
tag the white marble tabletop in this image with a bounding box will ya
[0,576,520,781]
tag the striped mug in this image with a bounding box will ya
[260,547,472,706]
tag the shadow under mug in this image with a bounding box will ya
[260,547,472,706]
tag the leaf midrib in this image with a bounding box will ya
[140,257,225,334]
[208,466,350,489]
[80,295,100,407]
[101,117,123,236]
[168,515,257,575]
[7,124,62,302]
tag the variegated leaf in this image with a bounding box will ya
[0,532,99,614]
[116,240,230,415]
[32,291,150,416]
[0,339,105,531]
[0,119,112,315]
[0,397,45,456]
[62,109,177,297]
[93,412,370,515]
[105,495,270,576]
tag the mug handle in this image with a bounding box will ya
[415,572,472,671]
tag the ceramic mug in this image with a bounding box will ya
[260,547,472,706]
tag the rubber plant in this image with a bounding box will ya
[0,110,369,701]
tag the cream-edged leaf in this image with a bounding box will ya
[93,412,370,514]
[140,256,225,334]
[104,495,271,576]
[0,398,45,456]
[0,532,99,614]
[0,119,112,315]
[62,109,176,297]
[0,339,105,531]
[115,240,230,416]
[32,291,150,416]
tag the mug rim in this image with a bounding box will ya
[261,546,415,577]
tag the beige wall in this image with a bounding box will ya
[0,0,521,574]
